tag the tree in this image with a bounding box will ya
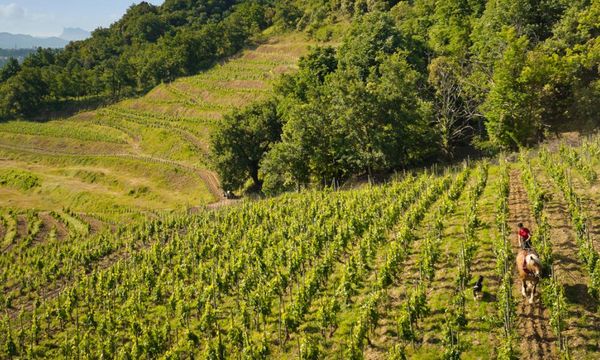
[337,12,406,80]
[261,50,434,194]
[260,100,336,194]
[273,2,303,30]
[471,0,566,67]
[428,57,481,158]
[0,58,21,83]
[481,27,539,150]
[0,0,269,121]
[131,12,165,43]
[324,56,429,179]
[428,0,479,57]
[212,100,282,191]
[275,46,337,106]
[0,67,49,118]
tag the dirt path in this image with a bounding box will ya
[536,170,600,356]
[16,215,27,239]
[508,169,556,359]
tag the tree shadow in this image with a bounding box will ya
[564,283,598,312]
[481,291,497,303]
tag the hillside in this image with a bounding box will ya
[0,32,314,221]
[0,133,598,358]
[0,1,599,358]
[0,28,89,49]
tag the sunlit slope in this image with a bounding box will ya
[0,33,311,217]
[2,134,599,358]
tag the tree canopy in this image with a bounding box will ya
[212,0,599,194]
[0,0,274,120]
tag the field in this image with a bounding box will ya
[0,32,314,223]
[1,133,598,359]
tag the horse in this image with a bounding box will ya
[516,249,542,304]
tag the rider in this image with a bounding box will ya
[518,223,532,250]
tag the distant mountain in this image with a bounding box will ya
[0,33,67,49]
[60,28,91,42]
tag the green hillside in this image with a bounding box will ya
[0,1,599,359]
[0,33,314,221]
[1,134,599,358]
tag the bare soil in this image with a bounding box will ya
[16,215,27,239]
[78,214,106,234]
[39,212,68,240]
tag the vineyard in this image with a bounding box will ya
[0,33,316,219]
[1,134,598,359]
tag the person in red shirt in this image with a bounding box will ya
[518,223,532,250]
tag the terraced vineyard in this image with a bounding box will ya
[0,33,313,220]
[1,134,598,359]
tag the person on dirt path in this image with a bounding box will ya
[517,223,532,250]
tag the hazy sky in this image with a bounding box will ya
[0,1,165,37]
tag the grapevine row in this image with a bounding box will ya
[539,149,600,299]
[519,151,569,356]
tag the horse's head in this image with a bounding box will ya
[527,254,542,277]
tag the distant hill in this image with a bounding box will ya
[0,28,90,50]
[0,32,67,49]
[59,28,91,42]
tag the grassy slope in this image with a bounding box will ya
[0,32,313,220]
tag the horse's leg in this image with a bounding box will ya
[521,280,527,298]
[529,280,537,304]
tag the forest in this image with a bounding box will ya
[0,0,276,118]
[212,0,599,194]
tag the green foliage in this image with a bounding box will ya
[337,12,406,79]
[275,46,337,104]
[273,1,304,30]
[212,100,282,191]
[387,344,407,360]
[481,28,539,150]
[0,58,21,83]
[540,148,600,300]
[2,0,597,195]
[428,0,479,57]
[0,120,126,143]
[0,169,41,191]
[3,138,600,358]
[442,315,462,359]
[492,160,518,359]
[258,16,435,193]
[0,67,48,118]
[219,0,598,193]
